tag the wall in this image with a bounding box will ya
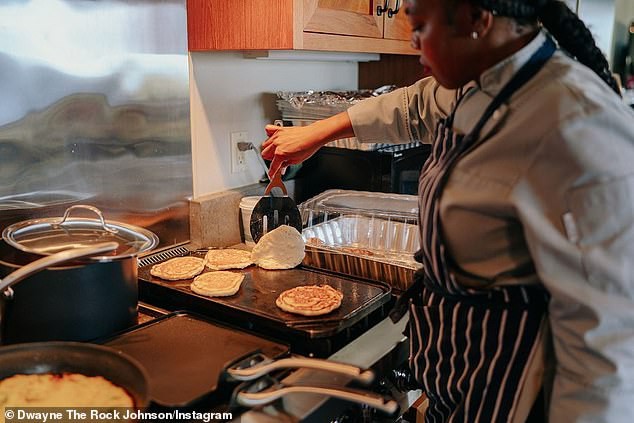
[612,0,634,76]
[578,0,617,63]
[576,0,634,76]
[189,53,358,198]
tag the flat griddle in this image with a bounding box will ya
[137,249,391,346]
[104,311,289,408]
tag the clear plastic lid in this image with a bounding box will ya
[299,189,419,224]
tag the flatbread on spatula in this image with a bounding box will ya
[150,256,205,280]
[204,248,253,270]
[251,225,305,270]
[275,284,343,316]
[190,271,244,297]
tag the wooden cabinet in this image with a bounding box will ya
[187,0,417,55]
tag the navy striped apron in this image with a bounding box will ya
[390,37,556,422]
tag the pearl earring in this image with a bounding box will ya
[471,31,479,40]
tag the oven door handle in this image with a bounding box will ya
[227,356,375,385]
[235,383,399,416]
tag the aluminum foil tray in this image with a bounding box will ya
[302,215,421,292]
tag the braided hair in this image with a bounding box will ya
[476,0,621,95]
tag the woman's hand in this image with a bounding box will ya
[261,112,355,178]
[261,124,323,177]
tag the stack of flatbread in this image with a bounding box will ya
[204,248,253,270]
[275,284,343,316]
[191,271,244,297]
[150,256,205,280]
[251,225,305,270]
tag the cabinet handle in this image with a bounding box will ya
[376,0,389,16]
[388,0,401,17]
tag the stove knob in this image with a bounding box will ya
[328,411,355,423]
[391,366,420,392]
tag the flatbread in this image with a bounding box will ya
[190,271,244,297]
[0,373,134,408]
[150,256,205,280]
[204,248,253,270]
[251,225,305,270]
[275,284,343,316]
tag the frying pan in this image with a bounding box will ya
[0,342,150,408]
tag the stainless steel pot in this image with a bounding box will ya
[0,205,158,344]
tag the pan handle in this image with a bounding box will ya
[0,242,119,294]
[227,356,374,385]
[235,384,399,416]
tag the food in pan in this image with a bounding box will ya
[190,271,244,297]
[251,225,305,270]
[275,284,343,316]
[203,248,253,270]
[305,237,325,247]
[340,246,375,256]
[150,256,205,280]
[0,373,134,407]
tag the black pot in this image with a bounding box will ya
[0,205,158,344]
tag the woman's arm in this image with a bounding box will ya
[261,111,353,178]
[261,77,456,177]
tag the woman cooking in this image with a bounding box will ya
[261,0,634,421]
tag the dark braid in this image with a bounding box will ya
[474,0,621,95]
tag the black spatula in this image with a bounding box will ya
[249,167,302,243]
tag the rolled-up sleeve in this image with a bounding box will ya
[347,77,456,144]
[514,108,634,422]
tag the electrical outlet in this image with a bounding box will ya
[230,131,248,173]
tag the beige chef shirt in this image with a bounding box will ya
[348,32,634,422]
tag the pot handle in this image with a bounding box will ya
[54,205,118,234]
[235,384,399,416]
[0,242,119,294]
[227,355,375,385]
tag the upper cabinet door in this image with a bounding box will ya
[187,0,294,50]
[302,0,383,38]
[383,0,411,41]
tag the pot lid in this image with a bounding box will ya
[2,205,158,259]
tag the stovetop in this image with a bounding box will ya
[132,246,417,422]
